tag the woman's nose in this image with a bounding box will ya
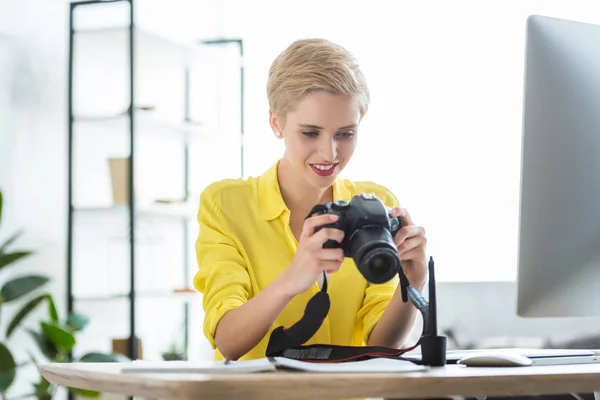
[318,138,337,161]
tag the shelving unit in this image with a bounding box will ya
[72,111,206,143]
[67,0,244,365]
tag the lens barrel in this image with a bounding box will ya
[350,227,400,284]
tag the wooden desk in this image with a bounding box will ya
[39,361,600,400]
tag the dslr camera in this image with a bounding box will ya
[307,193,403,284]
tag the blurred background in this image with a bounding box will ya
[2,0,600,399]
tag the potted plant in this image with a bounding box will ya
[0,188,124,400]
[161,341,187,361]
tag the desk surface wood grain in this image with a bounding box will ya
[39,361,600,400]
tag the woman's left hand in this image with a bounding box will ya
[389,207,428,288]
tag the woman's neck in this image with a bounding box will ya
[277,158,334,216]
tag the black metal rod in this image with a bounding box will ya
[127,0,137,361]
[71,0,124,7]
[428,256,438,335]
[67,0,75,360]
[69,0,136,366]
[183,303,189,357]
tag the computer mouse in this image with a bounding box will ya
[457,353,533,367]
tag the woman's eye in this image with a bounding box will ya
[301,131,354,138]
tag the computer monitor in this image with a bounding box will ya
[516,15,600,318]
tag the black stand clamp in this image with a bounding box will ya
[401,256,447,366]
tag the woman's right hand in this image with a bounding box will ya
[278,214,346,297]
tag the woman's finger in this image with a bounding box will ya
[390,207,413,226]
[302,214,339,237]
[318,260,343,273]
[394,225,425,248]
[312,227,345,246]
[397,235,427,256]
[318,248,345,262]
[399,247,426,262]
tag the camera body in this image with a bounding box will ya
[307,193,403,284]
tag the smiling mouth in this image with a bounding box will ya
[309,163,339,177]
[312,163,336,171]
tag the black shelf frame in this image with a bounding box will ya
[67,0,245,369]
[68,0,139,361]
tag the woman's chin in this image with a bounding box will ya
[305,166,340,188]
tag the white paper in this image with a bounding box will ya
[272,357,427,373]
[120,357,426,374]
[121,358,276,374]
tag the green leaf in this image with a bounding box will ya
[46,295,58,322]
[77,352,121,363]
[34,388,53,400]
[0,342,16,392]
[0,251,33,272]
[34,376,53,400]
[68,387,101,398]
[66,313,90,332]
[6,293,48,338]
[0,231,23,254]
[37,376,50,391]
[41,322,76,352]
[0,275,48,303]
[162,352,186,361]
[27,329,58,360]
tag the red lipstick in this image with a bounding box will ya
[310,163,338,177]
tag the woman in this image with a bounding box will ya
[193,38,428,362]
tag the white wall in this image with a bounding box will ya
[434,282,600,349]
[1,0,70,397]
[216,0,600,283]
[2,1,600,398]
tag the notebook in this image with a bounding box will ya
[120,357,427,374]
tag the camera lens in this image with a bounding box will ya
[361,248,399,284]
[369,252,396,275]
[349,227,400,284]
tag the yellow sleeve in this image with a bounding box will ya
[357,274,400,344]
[356,183,401,344]
[193,184,251,349]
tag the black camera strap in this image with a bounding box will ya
[265,270,430,362]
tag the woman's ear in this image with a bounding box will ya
[269,110,283,139]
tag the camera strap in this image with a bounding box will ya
[265,270,429,362]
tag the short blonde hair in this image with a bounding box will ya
[267,38,370,126]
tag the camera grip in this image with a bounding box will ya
[323,239,340,249]
[389,215,404,236]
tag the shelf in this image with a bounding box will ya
[72,26,242,70]
[73,111,208,143]
[73,202,198,220]
[72,290,200,302]
[68,1,244,364]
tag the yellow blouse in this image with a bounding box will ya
[193,160,400,361]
